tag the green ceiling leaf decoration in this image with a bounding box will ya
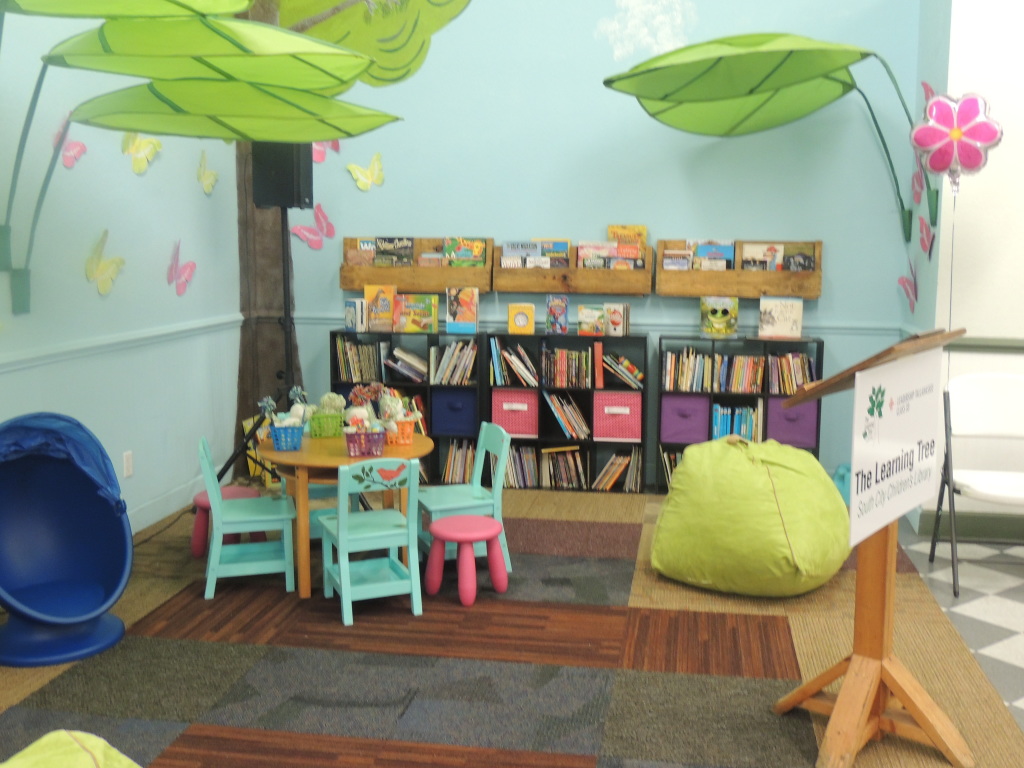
[603,32,930,242]
[603,33,871,104]
[45,17,372,95]
[70,79,400,142]
[637,68,856,136]
[280,0,471,90]
[2,0,252,17]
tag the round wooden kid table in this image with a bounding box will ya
[258,432,434,599]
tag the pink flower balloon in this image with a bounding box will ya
[911,94,1001,194]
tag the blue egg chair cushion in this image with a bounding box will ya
[651,437,850,597]
[0,413,133,666]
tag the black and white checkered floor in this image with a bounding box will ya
[900,518,1024,731]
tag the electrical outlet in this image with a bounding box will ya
[123,450,133,478]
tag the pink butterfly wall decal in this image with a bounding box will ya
[898,258,918,313]
[918,216,935,259]
[290,203,335,250]
[312,140,340,163]
[54,115,86,169]
[167,240,196,296]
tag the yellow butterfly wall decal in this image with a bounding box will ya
[197,150,218,195]
[347,152,384,192]
[122,131,162,175]
[85,229,125,296]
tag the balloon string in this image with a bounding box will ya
[948,192,957,333]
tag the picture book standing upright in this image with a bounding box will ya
[446,287,479,333]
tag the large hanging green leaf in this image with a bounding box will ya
[638,68,856,136]
[3,0,252,16]
[70,79,399,142]
[604,32,870,103]
[45,17,372,95]
[279,0,471,89]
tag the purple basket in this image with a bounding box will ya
[345,431,385,457]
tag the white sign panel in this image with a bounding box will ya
[849,346,943,546]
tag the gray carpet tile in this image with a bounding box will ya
[18,636,270,721]
[202,645,615,755]
[601,670,818,768]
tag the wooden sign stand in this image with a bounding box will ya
[773,329,973,768]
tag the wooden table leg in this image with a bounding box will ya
[292,467,312,599]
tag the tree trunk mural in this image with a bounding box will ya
[230,0,304,478]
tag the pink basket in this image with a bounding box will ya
[345,430,385,457]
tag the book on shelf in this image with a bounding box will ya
[431,339,478,385]
[532,238,571,268]
[445,286,478,334]
[758,296,804,339]
[383,356,425,383]
[442,236,487,267]
[344,247,374,266]
[546,294,569,335]
[602,354,643,390]
[576,240,617,268]
[741,241,785,271]
[374,236,414,266]
[591,451,631,491]
[660,448,684,486]
[540,445,586,490]
[593,340,604,388]
[700,296,739,338]
[502,346,539,387]
[577,303,606,336]
[542,391,590,439]
[364,284,397,332]
[607,224,647,267]
[607,224,647,251]
[385,346,428,383]
[694,241,735,270]
[508,303,536,334]
[343,298,367,332]
[604,302,629,336]
[662,244,694,271]
[500,240,541,268]
[392,293,438,333]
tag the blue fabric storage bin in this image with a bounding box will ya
[430,388,478,437]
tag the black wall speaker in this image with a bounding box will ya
[251,142,313,209]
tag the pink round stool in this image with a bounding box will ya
[190,486,264,559]
[424,515,508,606]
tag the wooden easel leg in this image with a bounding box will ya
[815,655,883,768]
[881,656,974,768]
[775,522,974,767]
[773,656,850,716]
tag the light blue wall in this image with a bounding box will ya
[1,1,944,528]
[1,14,242,530]
[294,0,931,473]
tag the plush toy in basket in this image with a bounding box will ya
[259,387,315,452]
[378,388,422,446]
[309,392,346,438]
[345,428,386,457]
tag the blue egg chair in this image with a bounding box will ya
[0,413,133,666]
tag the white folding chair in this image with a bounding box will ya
[929,372,1024,596]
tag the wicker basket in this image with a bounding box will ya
[385,419,416,446]
[270,424,304,451]
[309,412,344,438]
[345,430,385,457]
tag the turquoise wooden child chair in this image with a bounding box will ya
[320,458,422,626]
[199,437,296,599]
[417,421,513,573]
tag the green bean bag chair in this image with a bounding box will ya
[652,436,850,597]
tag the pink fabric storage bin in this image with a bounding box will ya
[491,389,539,438]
